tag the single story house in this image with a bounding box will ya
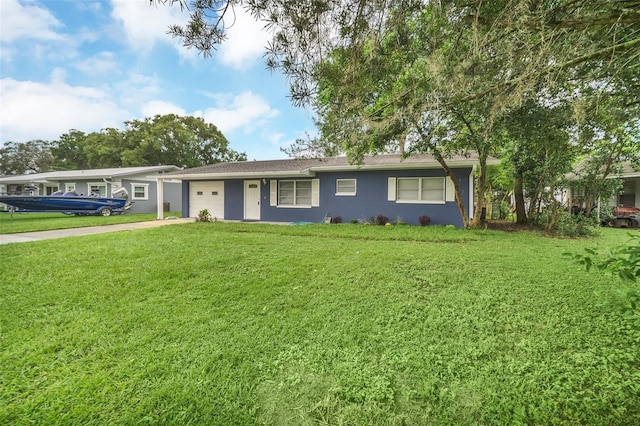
[0,166,182,214]
[157,153,498,227]
[567,161,640,211]
[614,163,640,209]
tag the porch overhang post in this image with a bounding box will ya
[156,177,164,220]
[469,164,476,220]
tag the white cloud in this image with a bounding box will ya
[75,52,120,75]
[0,0,64,43]
[218,6,272,70]
[111,0,269,68]
[197,91,279,134]
[114,72,163,107]
[0,75,130,142]
[110,0,191,56]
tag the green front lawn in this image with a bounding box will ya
[0,211,182,234]
[1,223,638,424]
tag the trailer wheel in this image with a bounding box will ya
[100,208,112,217]
[606,219,616,227]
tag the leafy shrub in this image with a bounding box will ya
[550,209,599,237]
[418,215,431,226]
[569,232,640,326]
[350,219,359,224]
[331,216,343,224]
[375,215,389,226]
[196,209,215,222]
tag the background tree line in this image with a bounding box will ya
[0,114,246,175]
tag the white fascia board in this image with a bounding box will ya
[0,176,51,184]
[568,171,640,181]
[156,170,316,180]
[307,160,492,173]
[110,167,179,178]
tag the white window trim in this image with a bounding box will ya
[335,178,357,196]
[87,182,107,197]
[45,185,60,195]
[131,183,150,201]
[395,177,446,204]
[278,179,312,207]
[273,179,320,208]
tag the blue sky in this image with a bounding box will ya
[0,0,316,160]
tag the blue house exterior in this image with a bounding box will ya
[163,154,496,227]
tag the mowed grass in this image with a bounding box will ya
[0,212,182,234]
[1,223,639,425]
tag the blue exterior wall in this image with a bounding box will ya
[183,167,473,227]
[320,168,471,226]
[225,180,245,219]
[121,179,181,214]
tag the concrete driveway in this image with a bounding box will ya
[0,217,195,245]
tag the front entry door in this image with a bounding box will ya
[244,180,261,220]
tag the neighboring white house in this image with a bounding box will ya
[615,163,640,209]
[567,162,640,209]
[0,166,182,215]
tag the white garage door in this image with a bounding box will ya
[189,181,224,219]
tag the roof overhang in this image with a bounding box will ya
[305,159,494,173]
[566,171,640,180]
[153,155,498,180]
[159,170,316,181]
[0,176,51,184]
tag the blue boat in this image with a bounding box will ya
[0,188,131,216]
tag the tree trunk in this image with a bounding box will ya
[433,151,470,228]
[514,169,527,224]
[470,154,487,228]
[545,182,558,231]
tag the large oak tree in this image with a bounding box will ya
[156,0,640,226]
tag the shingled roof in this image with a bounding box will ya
[166,153,496,179]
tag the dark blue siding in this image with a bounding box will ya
[261,196,325,223]
[182,167,472,227]
[225,180,244,220]
[316,169,469,226]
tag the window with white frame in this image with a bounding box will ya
[278,180,312,206]
[397,177,445,202]
[88,183,107,197]
[45,185,60,195]
[65,183,76,193]
[336,178,357,196]
[131,183,149,200]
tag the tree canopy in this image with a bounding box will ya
[0,140,54,175]
[156,0,640,109]
[156,0,640,228]
[1,114,246,174]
